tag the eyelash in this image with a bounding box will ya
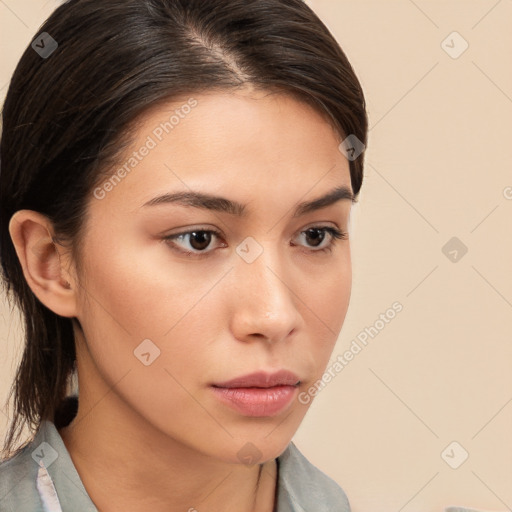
[162,226,348,259]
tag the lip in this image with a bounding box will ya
[212,370,300,389]
[211,370,301,417]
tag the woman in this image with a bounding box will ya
[0,0,367,510]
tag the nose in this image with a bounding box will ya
[228,246,302,344]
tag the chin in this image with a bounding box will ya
[211,431,296,466]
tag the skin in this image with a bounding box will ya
[9,87,354,512]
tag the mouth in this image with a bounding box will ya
[210,370,301,417]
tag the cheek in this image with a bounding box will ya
[75,236,224,381]
[303,250,352,332]
[307,255,352,365]
[75,258,219,433]
[78,230,216,336]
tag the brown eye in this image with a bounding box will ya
[187,231,213,251]
[293,226,347,253]
[304,228,326,247]
[163,228,225,257]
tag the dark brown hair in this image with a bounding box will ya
[0,0,367,458]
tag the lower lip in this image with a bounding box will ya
[210,385,298,417]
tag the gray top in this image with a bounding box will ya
[0,418,351,512]
[445,509,506,512]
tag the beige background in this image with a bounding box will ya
[1,1,511,511]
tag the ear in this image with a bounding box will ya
[8,210,79,318]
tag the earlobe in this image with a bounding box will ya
[8,210,78,318]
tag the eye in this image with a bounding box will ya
[163,228,225,257]
[293,226,348,253]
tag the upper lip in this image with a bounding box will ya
[212,370,300,388]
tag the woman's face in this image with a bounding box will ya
[71,88,354,463]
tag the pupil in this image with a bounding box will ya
[190,231,211,250]
[306,228,324,247]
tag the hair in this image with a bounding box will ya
[0,0,368,459]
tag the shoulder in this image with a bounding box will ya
[276,441,351,512]
[0,437,41,511]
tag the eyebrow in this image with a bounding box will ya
[141,185,355,217]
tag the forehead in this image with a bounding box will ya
[89,89,352,216]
